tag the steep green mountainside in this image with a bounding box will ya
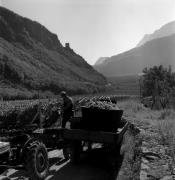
[0,7,106,98]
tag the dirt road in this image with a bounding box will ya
[1,147,123,180]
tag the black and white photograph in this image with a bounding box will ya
[0,0,175,179]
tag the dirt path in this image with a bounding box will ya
[1,147,123,180]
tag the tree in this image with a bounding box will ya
[142,65,175,109]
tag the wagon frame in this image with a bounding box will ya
[0,115,129,179]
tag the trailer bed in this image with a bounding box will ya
[62,121,129,144]
[35,120,129,146]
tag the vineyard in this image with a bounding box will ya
[0,95,132,129]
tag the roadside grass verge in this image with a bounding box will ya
[116,123,142,180]
[157,117,175,172]
[118,99,175,176]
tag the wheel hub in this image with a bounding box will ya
[36,151,46,172]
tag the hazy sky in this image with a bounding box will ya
[1,0,175,64]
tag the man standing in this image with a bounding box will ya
[60,91,73,128]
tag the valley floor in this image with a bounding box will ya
[0,98,175,180]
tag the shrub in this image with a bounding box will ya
[142,65,175,109]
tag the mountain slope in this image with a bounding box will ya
[0,7,107,97]
[94,34,175,76]
[94,57,108,65]
[137,21,175,47]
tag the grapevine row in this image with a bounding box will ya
[0,95,131,129]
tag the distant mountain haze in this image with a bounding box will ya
[94,57,109,65]
[137,21,175,47]
[0,7,107,97]
[94,21,175,77]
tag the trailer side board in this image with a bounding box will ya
[62,122,129,144]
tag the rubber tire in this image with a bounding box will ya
[0,167,7,175]
[70,141,82,164]
[63,146,70,160]
[25,142,49,180]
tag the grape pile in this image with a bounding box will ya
[73,95,120,111]
[84,100,119,110]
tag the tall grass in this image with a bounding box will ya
[156,109,175,151]
[118,99,146,113]
[119,99,175,172]
[158,120,175,146]
[158,109,175,120]
[158,119,175,172]
[117,99,152,127]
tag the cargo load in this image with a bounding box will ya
[81,101,123,132]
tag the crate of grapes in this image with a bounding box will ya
[81,101,123,132]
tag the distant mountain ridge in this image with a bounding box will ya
[94,21,175,77]
[137,21,175,47]
[0,7,107,98]
[94,57,108,65]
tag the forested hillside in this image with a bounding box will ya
[0,7,107,99]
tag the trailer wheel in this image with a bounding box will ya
[63,146,70,160]
[25,141,49,180]
[0,167,7,175]
[70,141,82,163]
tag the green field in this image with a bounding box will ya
[107,75,140,95]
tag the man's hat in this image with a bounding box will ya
[60,91,66,96]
